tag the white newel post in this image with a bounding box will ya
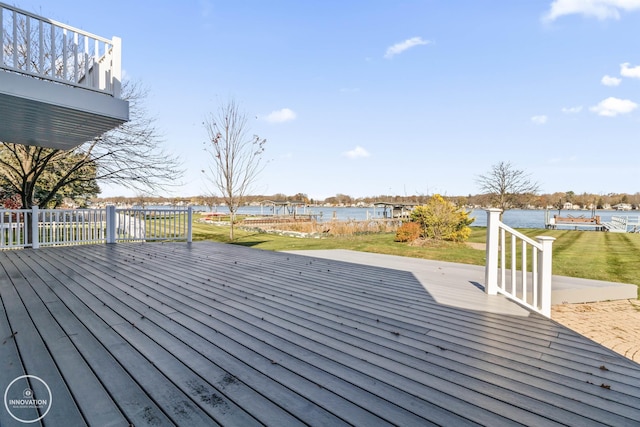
[536,236,555,318]
[111,37,122,98]
[484,208,502,295]
[31,206,40,249]
[187,207,193,243]
[106,205,116,244]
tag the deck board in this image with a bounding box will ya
[1,242,640,426]
[225,298,640,423]
[14,250,213,426]
[0,254,86,426]
[39,245,362,426]
[61,247,438,426]
[7,254,127,427]
[0,259,42,427]
[24,250,255,426]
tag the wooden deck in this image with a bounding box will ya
[1,242,640,426]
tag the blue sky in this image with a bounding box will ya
[14,0,640,199]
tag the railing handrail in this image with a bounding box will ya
[0,2,113,43]
[496,221,542,250]
[115,207,189,213]
[0,206,192,249]
[485,208,555,317]
[0,2,122,97]
[110,206,192,243]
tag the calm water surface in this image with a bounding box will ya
[222,206,632,229]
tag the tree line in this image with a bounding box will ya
[93,190,640,210]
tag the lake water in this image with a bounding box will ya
[216,206,633,229]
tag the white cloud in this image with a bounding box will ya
[263,108,297,123]
[621,62,640,78]
[384,37,431,59]
[561,105,583,113]
[343,146,371,159]
[601,75,622,86]
[543,0,640,21]
[531,115,548,124]
[590,97,638,116]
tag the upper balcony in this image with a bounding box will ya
[0,2,129,150]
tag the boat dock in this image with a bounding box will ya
[545,210,640,232]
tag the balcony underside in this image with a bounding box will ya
[0,71,129,150]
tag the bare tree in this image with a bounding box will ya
[203,100,266,240]
[0,80,183,209]
[476,161,540,215]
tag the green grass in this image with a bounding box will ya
[192,217,640,296]
[192,219,486,264]
[505,228,640,298]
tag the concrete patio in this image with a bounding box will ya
[287,249,638,306]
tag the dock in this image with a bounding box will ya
[545,210,640,232]
[545,211,604,231]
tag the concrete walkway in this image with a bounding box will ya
[286,249,637,305]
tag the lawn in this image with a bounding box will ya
[192,217,640,295]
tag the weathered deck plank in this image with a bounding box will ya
[6,254,127,427]
[38,250,334,427]
[0,254,86,426]
[1,242,640,426]
[53,245,440,426]
[13,250,202,426]
[114,244,640,424]
[17,250,252,426]
[110,243,640,423]
[0,260,43,427]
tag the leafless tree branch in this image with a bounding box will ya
[476,161,540,214]
[203,100,266,239]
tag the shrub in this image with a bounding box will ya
[394,221,422,242]
[410,194,474,242]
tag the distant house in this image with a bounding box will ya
[613,203,633,211]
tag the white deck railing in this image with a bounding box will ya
[0,206,192,249]
[485,209,555,317]
[0,2,122,97]
[0,209,31,249]
[111,207,193,242]
[39,208,108,246]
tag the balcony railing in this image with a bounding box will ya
[0,206,193,249]
[109,207,194,243]
[485,208,555,317]
[0,1,122,97]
